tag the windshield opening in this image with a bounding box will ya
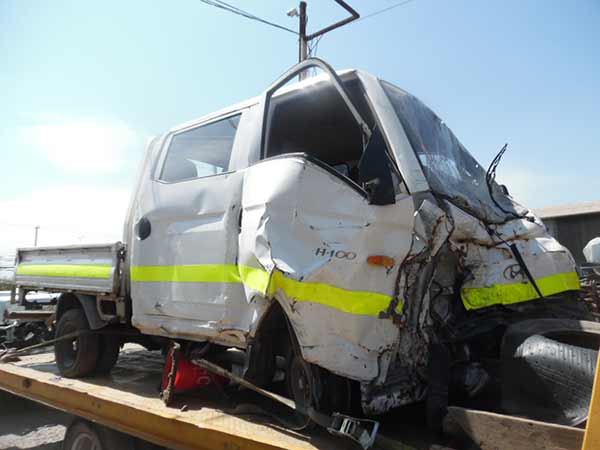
[381,81,523,224]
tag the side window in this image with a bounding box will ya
[160,114,241,182]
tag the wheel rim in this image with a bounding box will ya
[70,433,101,450]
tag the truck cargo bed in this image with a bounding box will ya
[14,243,123,296]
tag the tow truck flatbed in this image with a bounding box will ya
[0,346,349,450]
[0,346,442,450]
[0,345,598,450]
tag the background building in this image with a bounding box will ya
[535,201,600,265]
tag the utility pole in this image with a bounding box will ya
[298,1,308,74]
[34,225,39,247]
[289,1,360,81]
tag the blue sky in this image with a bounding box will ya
[0,0,598,254]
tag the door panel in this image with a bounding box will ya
[239,155,415,380]
[130,113,251,342]
[132,173,244,319]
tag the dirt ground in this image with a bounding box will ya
[0,390,70,450]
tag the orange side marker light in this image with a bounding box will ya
[367,255,395,269]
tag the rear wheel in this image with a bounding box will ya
[96,334,121,374]
[55,308,100,378]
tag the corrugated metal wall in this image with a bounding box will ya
[543,213,600,264]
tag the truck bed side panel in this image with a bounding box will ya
[15,243,123,295]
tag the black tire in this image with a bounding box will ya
[63,420,135,450]
[96,334,121,374]
[55,308,100,378]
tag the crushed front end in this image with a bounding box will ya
[360,81,597,425]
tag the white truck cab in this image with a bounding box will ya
[14,59,592,424]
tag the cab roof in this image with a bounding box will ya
[169,68,364,134]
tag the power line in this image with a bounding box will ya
[358,0,418,22]
[198,0,298,35]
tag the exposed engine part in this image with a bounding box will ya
[450,362,490,399]
[579,266,600,319]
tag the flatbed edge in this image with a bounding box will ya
[0,361,286,450]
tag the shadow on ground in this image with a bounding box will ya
[0,390,70,450]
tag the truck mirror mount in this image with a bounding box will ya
[358,127,396,206]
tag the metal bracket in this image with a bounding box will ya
[160,342,181,406]
[197,358,382,448]
[327,413,380,450]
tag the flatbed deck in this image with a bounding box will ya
[0,346,437,450]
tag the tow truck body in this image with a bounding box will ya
[10,59,594,422]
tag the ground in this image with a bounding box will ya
[0,390,69,450]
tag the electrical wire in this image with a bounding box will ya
[308,35,323,58]
[209,0,297,34]
[357,0,419,22]
[198,0,298,35]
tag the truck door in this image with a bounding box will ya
[129,111,249,342]
[238,59,417,381]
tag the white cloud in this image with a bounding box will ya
[496,168,571,208]
[0,186,131,256]
[20,117,143,174]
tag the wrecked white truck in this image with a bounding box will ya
[11,58,598,428]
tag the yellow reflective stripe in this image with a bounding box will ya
[461,271,580,310]
[238,266,271,293]
[16,264,112,279]
[131,264,242,283]
[130,264,272,292]
[268,270,396,316]
[131,264,396,317]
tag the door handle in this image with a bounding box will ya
[136,217,152,240]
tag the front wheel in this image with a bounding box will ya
[286,352,317,429]
[284,335,353,427]
[54,308,100,378]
